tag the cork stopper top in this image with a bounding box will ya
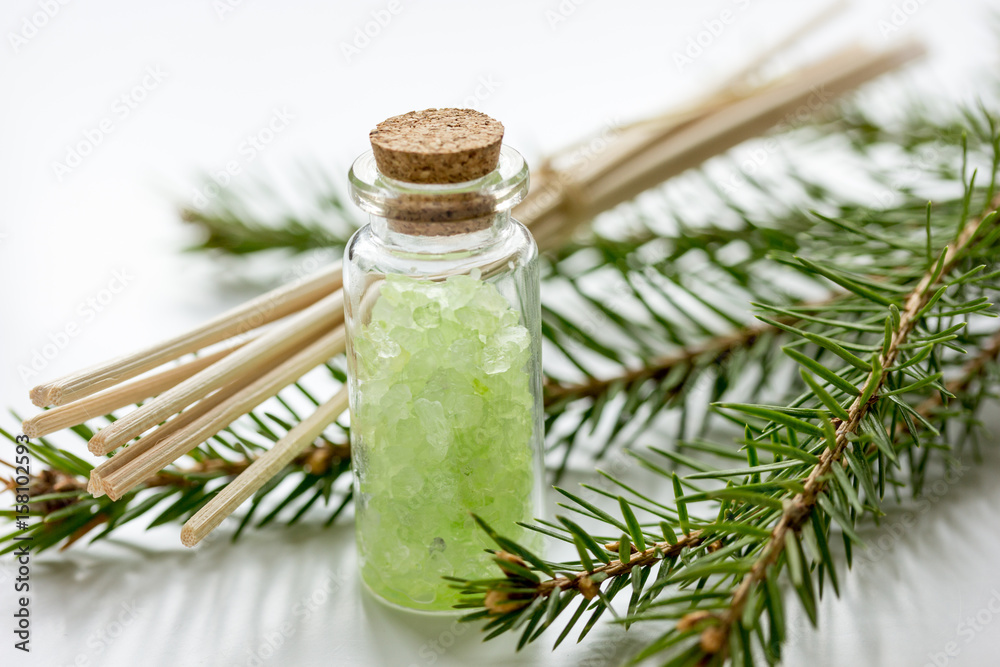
[369,108,504,184]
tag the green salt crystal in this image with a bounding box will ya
[354,272,537,612]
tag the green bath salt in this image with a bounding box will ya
[352,270,537,611]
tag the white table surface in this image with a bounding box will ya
[2,1,999,665]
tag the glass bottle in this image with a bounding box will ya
[344,109,544,613]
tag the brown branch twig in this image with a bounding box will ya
[927,329,1000,410]
[543,296,841,406]
[850,329,1000,463]
[702,192,1000,656]
[141,439,349,490]
[14,439,350,548]
[485,531,706,614]
[543,325,772,406]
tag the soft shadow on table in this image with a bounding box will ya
[19,437,1000,667]
[25,517,656,667]
[782,442,1000,667]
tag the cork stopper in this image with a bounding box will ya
[369,109,504,184]
[350,110,527,238]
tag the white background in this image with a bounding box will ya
[2,1,1000,665]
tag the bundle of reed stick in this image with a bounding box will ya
[20,19,924,547]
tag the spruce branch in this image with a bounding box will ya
[180,167,359,256]
[543,295,845,406]
[710,190,1000,658]
[451,109,1000,664]
[181,205,350,255]
[0,412,352,554]
[544,322,777,406]
[935,328,1000,400]
[6,68,1000,592]
[489,531,706,613]
[475,529,711,630]
[141,438,349,490]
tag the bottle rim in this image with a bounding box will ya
[348,145,529,221]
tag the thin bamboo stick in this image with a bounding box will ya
[87,291,345,455]
[582,42,925,209]
[566,2,849,145]
[180,387,350,547]
[87,370,269,497]
[23,335,256,439]
[24,38,920,428]
[530,42,921,248]
[101,327,347,501]
[30,263,343,407]
[11,29,930,552]
[523,41,925,251]
[719,0,850,89]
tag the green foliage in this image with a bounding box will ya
[1,375,352,555]
[181,165,358,255]
[449,108,1000,665]
[3,70,1000,667]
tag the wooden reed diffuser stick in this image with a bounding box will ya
[22,336,255,439]
[100,327,347,501]
[180,387,350,547]
[87,376,262,497]
[88,291,345,455]
[12,26,926,550]
[523,40,925,251]
[30,263,343,408]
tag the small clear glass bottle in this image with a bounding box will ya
[344,109,544,613]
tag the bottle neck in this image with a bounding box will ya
[349,145,529,257]
[369,211,513,255]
